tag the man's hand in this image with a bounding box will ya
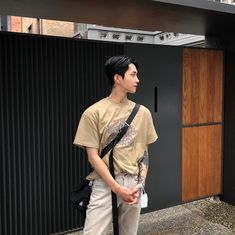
[123,185,141,205]
[113,185,136,203]
[113,184,141,204]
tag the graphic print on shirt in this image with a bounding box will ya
[105,118,137,147]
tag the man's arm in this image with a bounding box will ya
[137,149,149,187]
[128,147,149,205]
[86,147,135,203]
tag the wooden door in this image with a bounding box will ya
[182,48,223,202]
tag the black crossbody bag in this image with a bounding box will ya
[70,103,140,234]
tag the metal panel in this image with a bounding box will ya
[0,32,123,235]
[124,43,183,211]
[222,51,235,205]
[0,15,8,31]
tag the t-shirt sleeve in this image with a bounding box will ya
[73,110,100,149]
[146,109,158,145]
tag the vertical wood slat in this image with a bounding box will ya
[182,48,223,125]
[182,125,222,202]
[0,32,124,235]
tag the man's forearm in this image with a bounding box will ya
[129,150,149,203]
[138,150,149,187]
[86,147,135,203]
[86,147,121,193]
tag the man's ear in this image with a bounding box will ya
[114,74,121,85]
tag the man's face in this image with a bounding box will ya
[120,63,139,94]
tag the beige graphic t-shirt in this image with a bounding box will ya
[73,97,158,180]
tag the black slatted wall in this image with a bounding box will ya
[0,32,123,235]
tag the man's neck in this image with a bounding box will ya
[109,89,128,104]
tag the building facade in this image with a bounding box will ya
[74,24,205,46]
[1,0,235,45]
[8,16,74,37]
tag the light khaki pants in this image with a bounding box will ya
[83,174,141,235]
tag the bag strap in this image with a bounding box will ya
[100,103,140,158]
[108,103,140,235]
[86,103,140,235]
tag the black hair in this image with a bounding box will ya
[104,55,139,87]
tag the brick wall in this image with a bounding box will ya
[10,16,22,32]
[9,16,74,37]
[41,19,74,37]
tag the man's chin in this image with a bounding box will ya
[129,89,137,94]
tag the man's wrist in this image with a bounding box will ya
[136,183,144,191]
[112,183,122,195]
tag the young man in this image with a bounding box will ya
[73,55,158,235]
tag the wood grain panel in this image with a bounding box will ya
[182,48,223,125]
[182,125,222,202]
